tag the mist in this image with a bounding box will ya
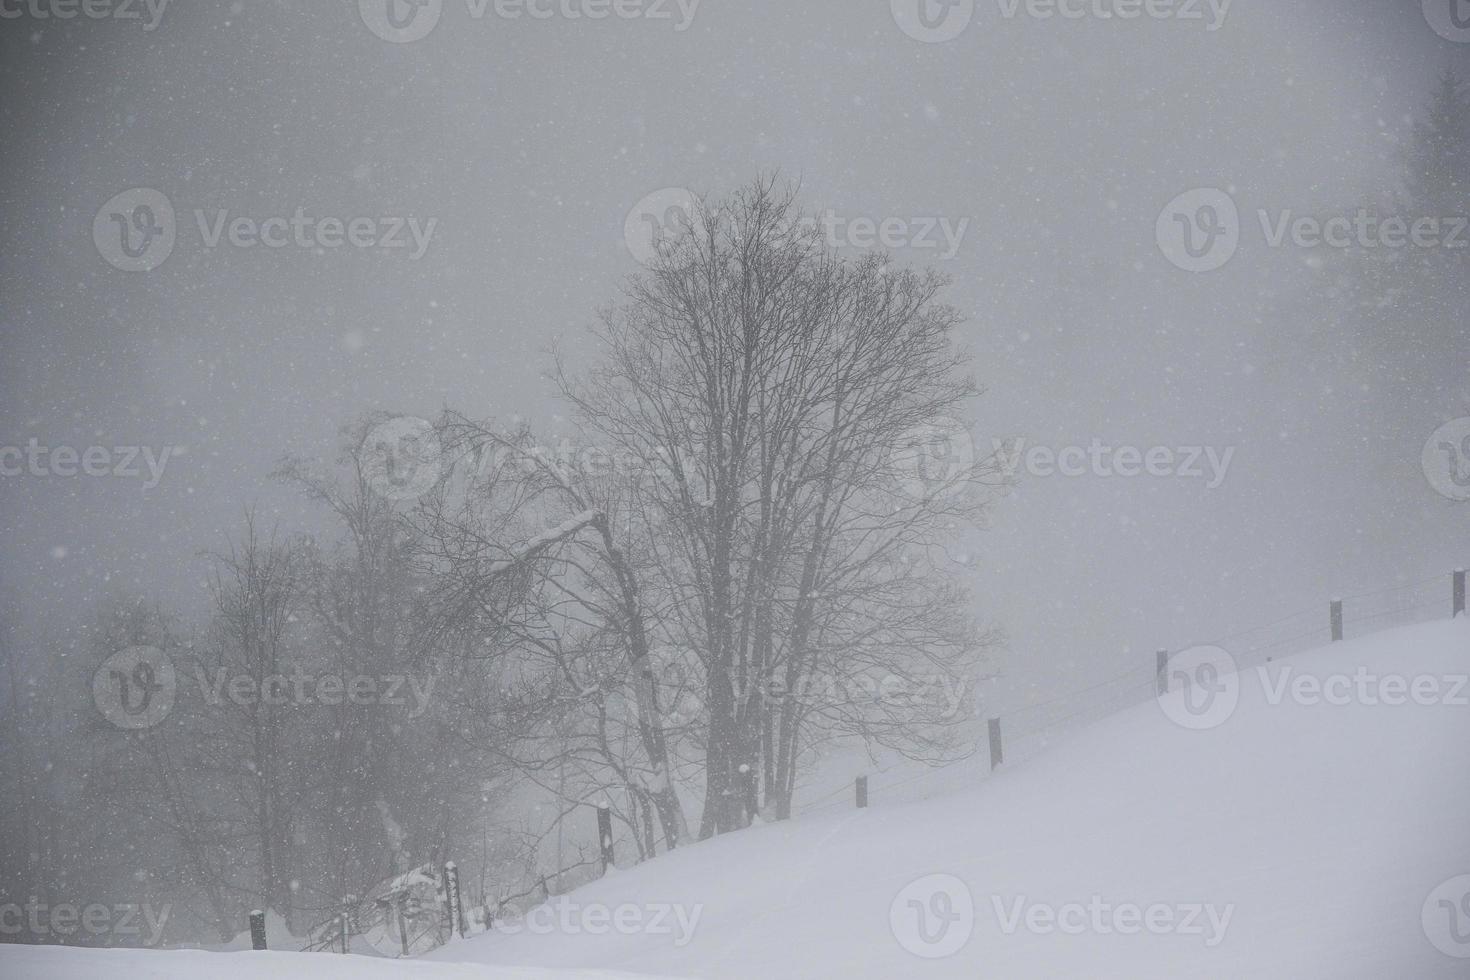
[2,0,1468,976]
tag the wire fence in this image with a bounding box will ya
[266,814,613,956]
[800,568,1467,817]
[240,571,1469,949]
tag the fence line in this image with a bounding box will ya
[249,571,1470,951]
[813,567,1466,816]
[289,806,614,956]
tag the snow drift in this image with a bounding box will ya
[8,619,1469,978]
[424,618,1470,978]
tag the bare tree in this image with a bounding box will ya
[202,511,306,924]
[412,416,692,854]
[560,177,1000,835]
[277,423,509,931]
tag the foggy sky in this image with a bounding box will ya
[1,0,1466,717]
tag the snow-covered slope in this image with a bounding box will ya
[0,945,666,980]
[422,619,1470,978]
[9,619,1469,979]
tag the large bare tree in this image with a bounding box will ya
[560,177,999,835]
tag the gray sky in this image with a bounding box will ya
[1,0,1466,715]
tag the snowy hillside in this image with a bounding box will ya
[414,619,1470,978]
[9,619,1469,978]
[8,4,1468,979]
[0,945,668,980]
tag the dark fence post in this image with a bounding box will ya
[1156,649,1171,696]
[988,718,1003,771]
[338,910,349,953]
[855,775,868,809]
[444,860,465,939]
[395,894,410,957]
[1455,569,1466,618]
[1330,598,1344,642]
[596,804,615,874]
[248,910,267,950]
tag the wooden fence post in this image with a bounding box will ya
[339,910,349,953]
[1156,649,1171,696]
[1455,569,1466,618]
[444,860,465,939]
[988,718,1003,770]
[596,804,615,874]
[248,910,267,950]
[855,775,868,809]
[395,894,410,957]
[1331,598,1344,642]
